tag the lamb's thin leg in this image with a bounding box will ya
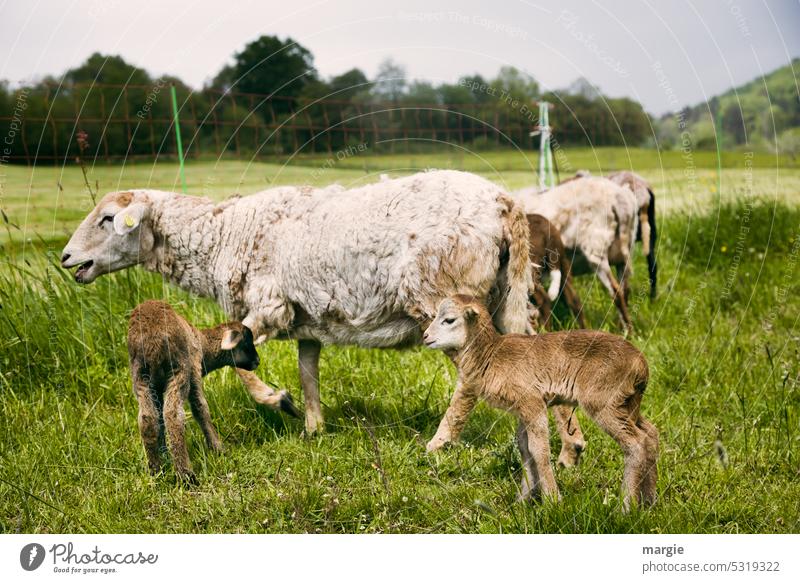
[236,369,300,418]
[516,421,539,501]
[616,258,632,304]
[523,405,559,501]
[298,339,324,435]
[189,367,223,453]
[592,403,648,511]
[551,404,586,468]
[132,372,163,475]
[163,371,194,483]
[426,379,478,452]
[638,416,659,506]
[594,258,633,332]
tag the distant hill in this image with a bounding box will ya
[657,59,799,152]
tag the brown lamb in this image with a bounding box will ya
[423,295,659,510]
[527,213,587,330]
[127,300,263,483]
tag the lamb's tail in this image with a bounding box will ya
[497,195,533,334]
[646,189,658,299]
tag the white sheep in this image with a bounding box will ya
[514,176,638,331]
[607,170,658,299]
[61,170,533,435]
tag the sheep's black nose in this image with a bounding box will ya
[61,253,71,265]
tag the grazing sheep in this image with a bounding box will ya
[62,170,533,436]
[527,213,587,330]
[127,300,263,482]
[423,295,658,510]
[514,176,637,332]
[607,171,658,299]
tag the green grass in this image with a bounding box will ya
[1,153,799,533]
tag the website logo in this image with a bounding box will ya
[20,543,46,571]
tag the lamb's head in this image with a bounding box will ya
[423,295,489,352]
[218,322,260,371]
[61,191,155,283]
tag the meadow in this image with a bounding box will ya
[1,148,799,533]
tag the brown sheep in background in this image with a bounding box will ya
[527,213,587,330]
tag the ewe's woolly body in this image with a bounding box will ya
[514,176,637,265]
[141,170,525,347]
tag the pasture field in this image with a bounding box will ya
[1,150,799,533]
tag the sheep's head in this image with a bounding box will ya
[423,295,486,352]
[219,323,260,371]
[61,191,155,283]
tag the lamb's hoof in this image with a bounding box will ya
[278,391,302,419]
[425,436,450,453]
[557,442,585,468]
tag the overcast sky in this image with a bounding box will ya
[1,0,798,115]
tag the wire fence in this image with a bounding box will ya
[0,82,638,165]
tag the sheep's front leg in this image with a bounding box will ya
[551,404,586,468]
[163,371,194,483]
[236,369,300,417]
[516,422,539,501]
[427,379,478,452]
[298,339,324,435]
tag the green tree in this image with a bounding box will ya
[229,35,317,114]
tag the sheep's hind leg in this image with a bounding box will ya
[594,258,633,332]
[299,339,324,435]
[163,371,195,483]
[516,422,539,501]
[592,402,648,511]
[523,403,560,502]
[638,416,659,506]
[133,371,163,475]
[551,404,586,468]
[189,366,223,453]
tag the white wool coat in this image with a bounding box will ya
[142,170,530,347]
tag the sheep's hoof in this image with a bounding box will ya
[557,442,585,468]
[425,436,450,453]
[278,391,302,419]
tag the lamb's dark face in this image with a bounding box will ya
[423,298,472,352]
[61,191,154,284]
[220,325,260,370]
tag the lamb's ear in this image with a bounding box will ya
[220,328,243,350]
[113,203,147,235]
[463,306,478,322]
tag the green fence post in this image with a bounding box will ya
[170,83,187,193]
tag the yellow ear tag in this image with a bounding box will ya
[124,214,135,228]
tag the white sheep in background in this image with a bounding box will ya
[514,176,638,332]
[61,170,533,436]
[607,171,658,299]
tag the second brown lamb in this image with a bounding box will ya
[423,295,658,510]
[127,300,265,483]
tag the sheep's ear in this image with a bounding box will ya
[113,203,147,235]
[220,329,243,350]
[463,306,478,322]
